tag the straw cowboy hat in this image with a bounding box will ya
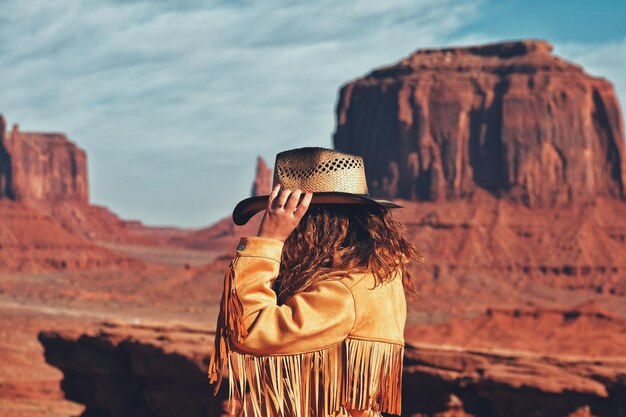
[232,147,403,225]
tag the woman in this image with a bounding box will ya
[208,147,422,417]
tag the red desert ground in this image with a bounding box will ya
[0,40,625,417]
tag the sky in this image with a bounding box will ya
[0,0,624,228]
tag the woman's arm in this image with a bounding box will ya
[207,234,355,393]
[208,184,351,390]
[226,235,356,355]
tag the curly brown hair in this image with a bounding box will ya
[273,203,424,304]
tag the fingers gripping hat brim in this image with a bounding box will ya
[232,146,403,225]
[232,192,403,226]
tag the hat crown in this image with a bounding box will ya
[272,147,369,195]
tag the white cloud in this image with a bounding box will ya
[2,1,623,228]
[0,0,485,226]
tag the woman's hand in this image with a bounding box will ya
[257,184,313,242]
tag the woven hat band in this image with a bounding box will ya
[272,148,370,195]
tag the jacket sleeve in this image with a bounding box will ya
[225,236,356,355]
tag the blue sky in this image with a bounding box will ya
[0,0,624,227]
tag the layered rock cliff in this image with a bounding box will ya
[38,321,226,417]
[333,40,626,206]
[0,115,88,203]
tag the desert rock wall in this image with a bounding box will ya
[333,40,626,206]
[0,115,88,203]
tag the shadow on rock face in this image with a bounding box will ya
[38,328,228,417]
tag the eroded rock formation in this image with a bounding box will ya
[401,342,626,417]
[333,40,626,207]
[251,156,272,196]
[38,321,226,417]
[0,115,88,203]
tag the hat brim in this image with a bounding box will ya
[232,191,403,226]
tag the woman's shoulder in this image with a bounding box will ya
[322,268,402,291]
[319,269,369,289]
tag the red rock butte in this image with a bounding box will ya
[0,116,88,203]
[333,40,626,207]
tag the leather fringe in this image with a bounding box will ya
[224,338,404,417]
[208,259,404,417]
[343,338,403,416]
[208,258,248,395]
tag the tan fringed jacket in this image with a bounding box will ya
[208,236,407,417]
